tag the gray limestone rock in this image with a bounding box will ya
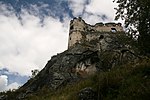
[11,18,139,99]
[0,95,7,100]
[78,87,97,100]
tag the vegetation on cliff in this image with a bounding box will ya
[114,0,150,55]
[1,58,149,100]
[0,1,150,99]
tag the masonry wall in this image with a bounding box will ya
[94,25,123,32]
[68,31,83,48]
[68,17,124,49]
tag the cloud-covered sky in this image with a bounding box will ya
[0,0,120,91]
[0,75,21,92]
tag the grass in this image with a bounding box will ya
[1,58,150,100]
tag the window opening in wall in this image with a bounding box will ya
[90,29,95,32]
[70,37,71,40]
[70,26,74,30]
[99,35,104,40]
[78,17,82,21]
[111,28,117,32]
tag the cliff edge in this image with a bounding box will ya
[0,18,143,100]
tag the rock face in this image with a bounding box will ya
[17,18,139,99]
[78,87,97,100]
[19,46,99,92]
[0,95,7,100]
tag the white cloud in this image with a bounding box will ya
[0,75,8,92]
[0,3,70,76]
[6,82,20,91]
[68,0,88,16]
[82,13,103,25]
[85,0,117,20]
[0,75,20,92]
[68,0,119,24]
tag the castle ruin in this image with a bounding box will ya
[68,17,124,49]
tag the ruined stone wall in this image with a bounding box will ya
[68,17,86,48]
[70,17,86,32]
[86,34,97,41]
[94,24,123,32]
[68,31,83,47]
[68,17,124,49]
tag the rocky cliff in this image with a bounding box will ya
[0,18,141,100]
[16,21,140,99]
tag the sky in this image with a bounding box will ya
[0,0,120,92]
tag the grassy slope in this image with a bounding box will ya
[26,58,150,100]
[1,58,150,100]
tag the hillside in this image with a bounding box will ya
[0,58,150,100]
[0,18,150,100]
[19,58,150,100]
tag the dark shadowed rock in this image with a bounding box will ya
[0,95,7,100]
[7,18,140,99]
[78,87,97,100]
[16,43,138,99]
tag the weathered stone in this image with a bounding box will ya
[78,87,97,100]
[17,37,138,99]
[0,95,7,100]
[68,17,124,48]
[10,18,139,99]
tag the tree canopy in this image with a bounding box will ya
[114,0,150,55]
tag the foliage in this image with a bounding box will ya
[1,58,149,100]
[114,0,150,55]
[31,69,39,78]
[29,58,150,100]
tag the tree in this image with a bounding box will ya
[31,69,39,78]
[113,0,150,55]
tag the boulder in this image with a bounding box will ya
[78,87,97,100]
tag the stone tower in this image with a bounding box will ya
[68,17,86,48]
[68,17,124,49]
